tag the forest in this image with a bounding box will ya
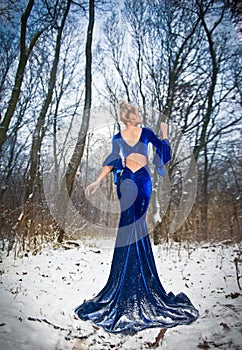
[0,1,242,349]
[0,0,241,255]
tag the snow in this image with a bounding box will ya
[0,237,241,350]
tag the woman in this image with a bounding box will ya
[74,100,199,335]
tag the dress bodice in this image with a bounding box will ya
[113,127,148,159]
[103,126,171,184]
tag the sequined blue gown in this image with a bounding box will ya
[74,127,199,334]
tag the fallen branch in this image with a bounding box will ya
[27,316,90,340]
[234,251,242,290]
[146,328,167,348]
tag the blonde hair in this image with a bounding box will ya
[119,99,137,124]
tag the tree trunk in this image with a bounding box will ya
[18,0,71,234]
[57,0,95,243]
[200,143,209,239]
[193,0,222,237]
[0,0,44,153]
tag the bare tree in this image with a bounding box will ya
[23,0,72,213]
[97,0,241,242]
[56,0,95,242]
[0,0,47,152]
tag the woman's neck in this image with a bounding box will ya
[125,122,140,129]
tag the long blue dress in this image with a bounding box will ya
[74,127,199,335]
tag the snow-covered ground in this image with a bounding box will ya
[0,237,241,350]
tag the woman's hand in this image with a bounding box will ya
[85,179,101,196]
[160,122,168,139]
[85,166,112,196]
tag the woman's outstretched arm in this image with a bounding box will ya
[160,122,168,139]
[85,165,113,196]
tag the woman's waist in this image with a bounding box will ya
[125,153,147,171]
[122,164,150,178]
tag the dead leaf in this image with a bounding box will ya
[225,292,241,299]
[197,340,210,349]
[92,324,100,330]
[220,322,230,331]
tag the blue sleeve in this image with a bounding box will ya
[102,137,124,184]
[147,128,171,176]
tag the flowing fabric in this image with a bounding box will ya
[74,127,199,334]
